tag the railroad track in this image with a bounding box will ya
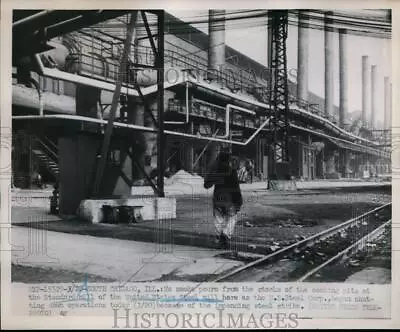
[213,202,392,282]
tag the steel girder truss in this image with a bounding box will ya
[268,10,290,177]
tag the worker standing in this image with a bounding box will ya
[204,151,243,248]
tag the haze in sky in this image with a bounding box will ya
[167,10,391,127]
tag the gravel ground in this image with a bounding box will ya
[305,225,392,283]
[10,185,391,283]
[172,187,391,246]
[11,264,116,283]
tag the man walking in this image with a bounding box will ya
[204,151,243,248]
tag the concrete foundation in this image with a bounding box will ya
[77,197,176,223]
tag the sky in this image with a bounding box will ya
[167,10,391,126]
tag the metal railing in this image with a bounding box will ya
[35,135,59,164]
[42,32,384,146]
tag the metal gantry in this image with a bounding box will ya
[91,11,138,197]
[268,10,290,178]
[11,9,391,192]
[91,10,166,198]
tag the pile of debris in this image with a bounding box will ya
[165,170,204,186]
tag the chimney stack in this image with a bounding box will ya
[370,65,377,129]
[324,11,334,118]
[297,10,309,102]
[208,10,226,81]
[339,29,349,128]
[361,56,370,126]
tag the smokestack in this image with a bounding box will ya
[208,10,226,80]
[324,11,334,118]
[361,56,370,126]
[339,29,348,128]
[384,76,391,130]
[371,65,377,129]
[297,10,309,101]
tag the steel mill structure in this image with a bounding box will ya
[11,10,392,216]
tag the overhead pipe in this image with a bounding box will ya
[12,72,44,116]
[165,85,256,138]
[12,114,270,147]
[13,114,387,158]
[193,78,379,146]
[13,10,55,27]
[15,10,127,41]
[219,104,256,138]
[34,53,140,96]
[290,103,380,147]
[290,124,388,158]
[32,54,380,147]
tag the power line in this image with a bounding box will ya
[93,10,391,39]
[76,9,391,64]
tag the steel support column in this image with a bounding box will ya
[91,11,138,197]
[156,10,165,197]
[268,10,290,179]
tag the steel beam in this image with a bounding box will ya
[13,10,130,59]
[141,11,159,60]
[134,82,158,127]
[13,10,81,30]
[156,11,165,197]
[91,11,138,197]
[40,10,129,39]
[126,147,162,196]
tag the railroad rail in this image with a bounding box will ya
[297,219,391,282]
[213,202,391,282]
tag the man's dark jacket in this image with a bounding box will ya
[204,163,243,214]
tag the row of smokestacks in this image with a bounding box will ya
[362,56,392,130]
[298,12,349,128]
[207,10,391,131]
[297,11,391,131]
